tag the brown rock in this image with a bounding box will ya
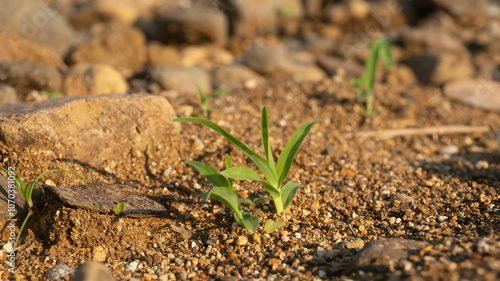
[71,262,115,281]
[62,63,128,96]
[147,42,182,66]
[244,44,289,75]
[317,55,365,78]
[348,238,428,273]
[406,52,474,85]
[401,28,468,55]
[68,25,147,78]
[303,0,323,18]
[0,84,17,107]
[149,66,211,98]
[324,3,350,25]
[0,0,80,56]
[153,7,228,47]
[0,31,66,70]
[222,0,278,37]
[0,61,62,95]
[213,64,264,90]
[348,0,371,20]
[444,79,500,112]
[0,94,180,167]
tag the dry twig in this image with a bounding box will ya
[344,125,490,140]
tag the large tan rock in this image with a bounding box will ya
[62,63,128,96]
[68,25,147,78]
[0,94,180,167]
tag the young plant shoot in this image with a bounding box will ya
[351,37,393,116]
[174,106,320,232]
[0,167,89,248]
[188,155,259,233]
[197,85,229,118]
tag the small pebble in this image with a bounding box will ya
[125,261,139,272]
[345,238,365,249]
[236,236,248,246]
[475,160,489,169]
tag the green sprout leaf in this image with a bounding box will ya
[264,219,285,233]
[221,167,261,181]
[276,120,321,187]
[234,212,260,233]
[113,203,125,215]
[281,183,301,211]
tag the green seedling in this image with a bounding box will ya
[188,155,259,233]
[174,106,320,232]
[0,167,89,248]
[197,85,229,118]
[351,37,393,116]
[113,203,125,215]
[40,91,61,99]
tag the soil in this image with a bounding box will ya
[1,77,499,280]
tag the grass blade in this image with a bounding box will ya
[211,88,229,97]
[261,106,276,174]
[378,38,393,70]
[196,85,205,100]
[173,117,278,186]
[187,161,230,190]
[264,219,284,233]
[276,120,320,187]
[221,167,260,181]
[281,182,301,211]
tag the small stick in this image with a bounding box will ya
[344,125,490,140]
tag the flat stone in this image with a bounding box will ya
[444,79,500,112]
[347,238,428,273]
[0,94,180,167]
[45,182,167,217]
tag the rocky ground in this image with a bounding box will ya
[0,0,499,280]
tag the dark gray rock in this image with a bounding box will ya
[45,182,167,216]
